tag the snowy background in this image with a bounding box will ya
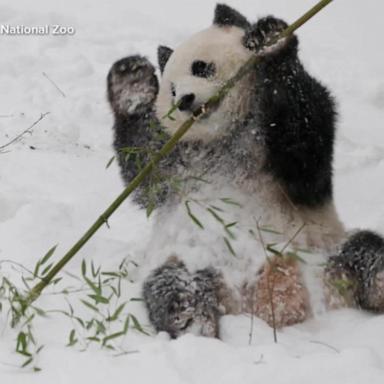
[1,0,384,382]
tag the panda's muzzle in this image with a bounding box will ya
[177,93,196,112]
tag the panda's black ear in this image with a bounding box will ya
[157,45,173,74]
[213,4,250,29]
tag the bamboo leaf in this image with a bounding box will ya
[106,156,115,169]
[33,261,41,278]
[87,336,101,342]
[31,306,46,317]
[107,303,126,322]
[185,201,204,229]
[36,345,44,354]
[16,332,28,354]
[220,197,242,207]
[146,200,156,218]
[83,276,101,296]
[81,260,87,277]
[224,226,236,240]
[223,237,236,257]
[41,263,54,276]
[101,272,120,277]
[88,294,109,305]
[123,316,130,334]
[86,319,95,330]
[266,244,283,257]
[209,205,224,212]
[162,101,180,120]
[80,300,100,313]
[296,247,312,254]
[68,302,74,316]
[21,276,31,290]
[206,207,225,224]
[91,261,101,278]
[21,357,33,368]
[129,297,143,302]
[102,331,126,346]
[52,277,62,285]
[40,244,58,265]
[75,317,85,328]
[67,329,78,347]
[130,314,150,335]
[259,226,282,235]
[95,320,106,334]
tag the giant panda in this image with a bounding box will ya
[107,4,384,338]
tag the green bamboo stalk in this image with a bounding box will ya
[24,0,333,306]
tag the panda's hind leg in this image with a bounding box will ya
[142,256,221,338]
[246,255,311,328]
[325,230,384,311]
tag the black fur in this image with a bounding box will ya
[326,231,384,311]
[157,45,173,74]
[143,258,220,338]
[213,4,250,29]
[107,55,180,207]
[246,17,336,207]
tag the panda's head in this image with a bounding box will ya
[156,4,255,142]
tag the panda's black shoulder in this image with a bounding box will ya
[255,46,337,208]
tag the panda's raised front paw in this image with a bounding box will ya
[243,16,294,55]
[110,56,157,84]
[107,55,159,116]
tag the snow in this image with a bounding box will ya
[1,0,384,382]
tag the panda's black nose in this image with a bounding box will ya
[178,93,195,111]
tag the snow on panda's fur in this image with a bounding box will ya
[107,4,384,338]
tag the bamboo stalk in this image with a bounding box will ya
[24,0,334,306]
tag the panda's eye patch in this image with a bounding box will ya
[191,60,216,78]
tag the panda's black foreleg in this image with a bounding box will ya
[244,16,336,208]
[142,257,221,338]
[107,55,185,208]
[325,230,384,311]
[107,56,164,185]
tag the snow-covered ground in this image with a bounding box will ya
[1,0,384,382]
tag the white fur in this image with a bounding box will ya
[139,173,345,306]
[156,25,254,142]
